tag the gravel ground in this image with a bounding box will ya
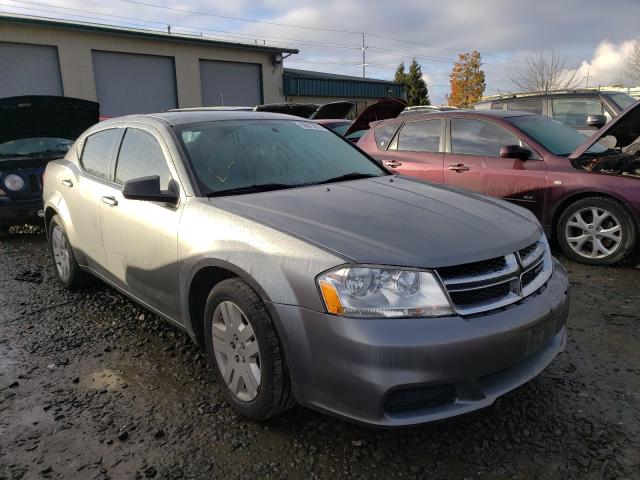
[0,229,639,480]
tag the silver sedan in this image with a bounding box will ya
[43,111,569,426]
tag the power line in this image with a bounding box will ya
[113,0,526,64]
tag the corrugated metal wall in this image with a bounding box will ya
[283,74,404,99]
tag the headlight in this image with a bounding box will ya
[4,174,24,191]
[317,266,453,318]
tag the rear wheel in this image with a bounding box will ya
[203,278,294,420]
[0,225,9,238]
[557,197,637,265]
[48,215,93,289]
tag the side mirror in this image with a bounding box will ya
[587,114,607,129]
[122,176,178,204]
[499,145,531,160]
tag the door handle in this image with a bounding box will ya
[448,164,470,172]
[101,196,118,207]
[384,160,403,168]
[61,179,73,188]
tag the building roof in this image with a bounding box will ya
[0,14,299,54]
[284,68,403,85]
[283,68,405,99]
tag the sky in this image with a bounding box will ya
[1,0,639,104]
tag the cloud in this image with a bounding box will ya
[574,39,637,86]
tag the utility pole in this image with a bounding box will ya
[361,33,367,78]
[585,67,590,88]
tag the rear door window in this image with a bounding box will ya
[507,98,543,114]
[451,118,520,157]
[374,124,399,149]
[551,98,605,127]
[490,101,506,110]
[115,128,172,189]
[396,120,442,152]
[81,129,120,180]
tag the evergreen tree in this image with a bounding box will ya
[394,59,430,106]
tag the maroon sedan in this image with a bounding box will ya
[357,104,640,265]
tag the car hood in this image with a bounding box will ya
[309,101,354,120]
[570,100,640,159]
[0,96,99,144]
[344,97,407,137]
[212,176,542,268]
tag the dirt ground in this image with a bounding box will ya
[0,229,638,480]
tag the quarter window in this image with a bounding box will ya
[115,128,172,189]
[81,129,120,179]
[551,98,605,127]
[451,119,520,157]
[507,98,543,114]
[396,120,441,152]
[374,125,398,149]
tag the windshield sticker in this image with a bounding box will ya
[295,121,327,131]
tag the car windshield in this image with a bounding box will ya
[178,120,387,196]
[0,137,72,158]
[609,92,637,111]
[508,115,608,156]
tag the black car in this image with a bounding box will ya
[475,90,637,134]
[0,96,98,236]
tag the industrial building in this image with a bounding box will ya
[0,15,406,118]
[283,68,406,116]
[0,15,298,116]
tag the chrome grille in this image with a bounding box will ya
[437,238,551,316]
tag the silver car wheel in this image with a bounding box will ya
[51,225,71,281]
[211,300,261,402]
[565,207,622,259]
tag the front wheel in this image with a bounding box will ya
[203,278,294,420]
[557,197,637,265]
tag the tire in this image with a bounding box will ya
[47,215,93,289]
[557,197,637,265]
[203,278,294,420]
[0,225,9,238]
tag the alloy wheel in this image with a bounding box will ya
[211,301,261,402]
[564,207,622,260]
[51,225,71,281]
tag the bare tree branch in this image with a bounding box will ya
[626,40,640,84]
[509,52,582,93]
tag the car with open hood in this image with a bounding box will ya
[357,103,640,265]
[0,96,99,236]
[43,110,568,426]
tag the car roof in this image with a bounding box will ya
[478,90,620,103]
[99,110,305,127]
[392,109,535,120]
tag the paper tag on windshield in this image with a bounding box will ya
[295,121,327,131]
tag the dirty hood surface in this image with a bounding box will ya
[213,176,541,268]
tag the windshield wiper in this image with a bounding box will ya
[206,183,297,197]
[315,172,384,185]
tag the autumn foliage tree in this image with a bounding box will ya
[394,58,430,106]
[447,51,486,108]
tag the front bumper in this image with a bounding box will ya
[270,260,569,426]
[0,196,44,226]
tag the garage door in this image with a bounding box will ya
[92,51,177,117]
[200,60,262,107]
[0,42,63,97]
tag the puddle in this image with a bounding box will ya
[83,368,129,391]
